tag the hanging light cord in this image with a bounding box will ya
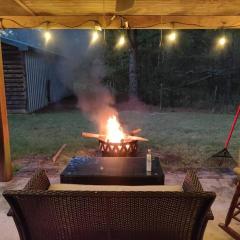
[0,18,103,29]
[2,16,240,30]
[159,29,163,47]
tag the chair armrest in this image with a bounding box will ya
[7,169,50,217]
[182,170,214,220]
[23,169,50,191]
[182,170,203,192]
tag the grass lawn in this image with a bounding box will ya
[8,110,240,167]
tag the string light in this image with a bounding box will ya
[90,30,100,45]
[116,35,126,48]
[115,16,128,49]
[89,22,102,45]
[43,30,52,44]
[217,36,227,48]
[166,31,177,43]
[0,17,235,51]
[43,21,52,45]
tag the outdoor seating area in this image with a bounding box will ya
[3,169,215,240]
[2,1,240,240]
[0,162,238,240]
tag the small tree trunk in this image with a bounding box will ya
[128,30,138,97]
[129,48,137,96]
[159,82,163,110]
[212,85,218,113]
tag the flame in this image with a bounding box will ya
[105,116,125,143]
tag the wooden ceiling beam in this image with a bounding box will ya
[1,15,240,29]
[13,0,36,16]
[4,0,240,16]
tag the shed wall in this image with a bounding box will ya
[25,51,48,112]
[25,51,71,112]
[2,43,26,113]
[49,58,72,103]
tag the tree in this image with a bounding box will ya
[127,30,138,97]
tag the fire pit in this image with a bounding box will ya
[82,116,148,157]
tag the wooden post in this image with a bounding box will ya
[0,39,12,181]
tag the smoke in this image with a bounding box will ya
[75,53,118,133]
[54,30,147,133]
[55,30,117,133]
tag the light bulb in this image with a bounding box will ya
[217,36,227,47]
[44,31,52,44]
[167,31,177,43]
[90,31,100,44]
[117,35,126,48]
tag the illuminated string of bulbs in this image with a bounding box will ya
[163,30,228,48]
[90,30,126,48]
[89,29,228,50]
[0,17,229,49]
[89,17,128,48]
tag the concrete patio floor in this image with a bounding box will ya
[0,158,239,240]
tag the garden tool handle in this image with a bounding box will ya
[225,105,240,149]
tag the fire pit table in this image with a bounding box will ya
[60,156,164,185]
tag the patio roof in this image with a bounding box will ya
[1,0,240,29]
[1,0,240,181]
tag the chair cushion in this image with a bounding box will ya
[49,184,183,192]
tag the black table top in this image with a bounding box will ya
[60,156,164,185]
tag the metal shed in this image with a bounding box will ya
[1,37,72,113]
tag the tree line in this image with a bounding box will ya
[104,30,240,112]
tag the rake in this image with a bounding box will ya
[208,105,240,166]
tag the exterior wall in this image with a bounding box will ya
[2,37,72,113]
[25,51,49,112]
[25,51,71,112]
[49,57,72,103]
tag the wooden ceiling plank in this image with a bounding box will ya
[13,0,36,16]
[0,0,32,16]
[10,0,240,16]
[21,0,115,15]
[1,15,240,29]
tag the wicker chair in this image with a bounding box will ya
[3,169,215,240]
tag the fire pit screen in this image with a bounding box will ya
[99,139,138,157]
[82,116,148,157]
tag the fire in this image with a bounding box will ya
[105,116,125,143]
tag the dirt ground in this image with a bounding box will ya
[0,156,239,240]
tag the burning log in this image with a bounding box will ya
[125,135,148,142]
[81,132,148,142]
[82,132,104,139]
[129,128,142,135]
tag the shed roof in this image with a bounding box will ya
[1,1,240,29]
[1,37,64,57]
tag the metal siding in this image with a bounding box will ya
[25,52,48,112]
[49,57,71,103]
[25,51,71,112]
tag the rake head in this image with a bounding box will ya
[208,148,234,167]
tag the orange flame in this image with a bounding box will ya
[105,116,125,143]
